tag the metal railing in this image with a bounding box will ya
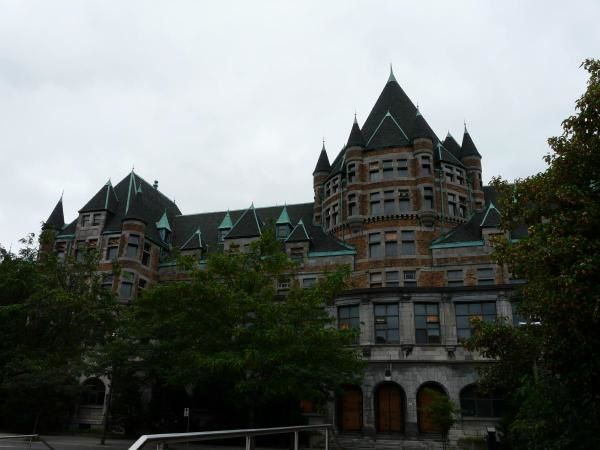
[129,424,333,450]
[0,434,55,450]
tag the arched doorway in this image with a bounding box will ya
[338,385,363,432]
[375,382,404,433]
[417,383,447,433]
[80,377,106,406]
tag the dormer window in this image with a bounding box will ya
[277,224,290,239]
[92,213,102,226]
[218,228,230,242]
[159,228,171,243]
[81,214,91,227]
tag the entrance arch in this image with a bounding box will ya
[417,382,447,433]
[338,385,363,432]
[375,382,405,433]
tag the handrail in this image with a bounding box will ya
[0,434,55,449]
[129,424,333,450]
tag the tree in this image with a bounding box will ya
[0,232,119,432]
[467,59,600,449]
[420,388,457,450]
[119,230,364,429]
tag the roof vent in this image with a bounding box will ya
[153,180,159,189]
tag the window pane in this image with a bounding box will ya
[482,303,496,315]
[415,304,426,315]
[455,303,468,315]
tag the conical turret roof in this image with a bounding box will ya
[80,180,118,213]
[346,116,366,148]
[411,110,433,140]
[461,127,481,158]
[443,133,462,159]
[45,196,64,230]
[276,205,292,225]
[123,191,147,223]
[313,143,331,175]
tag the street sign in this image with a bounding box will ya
[184,407,189,417]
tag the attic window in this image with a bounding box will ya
[92,213,102,226]
[81,214,91,227]
[290,247,304,263]
[277,224,290,239]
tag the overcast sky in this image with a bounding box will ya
[1,0,598,250]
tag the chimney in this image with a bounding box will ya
[153,180,159,189]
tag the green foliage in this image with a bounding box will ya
[0,232,119,432]
[119,230,364,425]
[469,59,600,449]
[420,388,457,441]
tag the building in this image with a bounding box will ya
[43,69,523,442]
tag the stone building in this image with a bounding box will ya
[43,69,523,442]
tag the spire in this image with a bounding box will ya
[346,116,366,148]
[276,205,292,225]
[313,143,331,175]
[461,126,482,158]
[218,210,233,230]
[45,196,65,230]
[388,64,397,84]
[411,109,432,141]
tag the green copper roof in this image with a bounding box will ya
[276,205,292,225]
[155,210,172,231]
[218,210,233,229]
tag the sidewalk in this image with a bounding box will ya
[0,434,133,450]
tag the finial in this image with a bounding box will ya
[354,110,357,124]
[322,137,326,150]
[388,64,397,83]
[131,165,135,172]
[60,190,64,201]
[464,120,468,133]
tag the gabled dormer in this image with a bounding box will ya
[180,227,205,259]
[275,205,293,239]
[156,210,172,244]
[217,210,233,243]
[285,219,311,262]
[224,204,263,252]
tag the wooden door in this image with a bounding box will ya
[340,387,363,431]
[417,385,445,433]
[377,383,403,432]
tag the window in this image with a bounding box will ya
[460,385,504,418]
[290,247,304,262]
[218,228,230,242]
[369,162,381,181]
[403,270,417,287]
[397,158,408,177]
[415,303,441,344]
[447,193,457,216]
[370,192,382,215]
[447,269,463,286]
[142,242,152,266]
[401,230,416,255]
[385,271,399,287]
[374,304,399,343]
[277,278,290,294]
[456,169,465,185]
[456,302,496,341]
[423,187,434,209]
[101,273,114,290]
[382,160,394,180]
[55,242,66,262]
[325,208,331,228]
[348,194,358,216]
[347,164,356,183]
[81,378,105,406]
[385,231,398,257]
[338,305,360,344]
[369,233,382,258]
[369,272,383,288]
[477,267,495,285]
[332,203,339,225]
[399,190,410,212]
[420,156,431,175]
[277,224,290,239]
[106,237,119,261]
[92,213,102,226]
[126,235,140,258]
[459,197,467,218]
[384,190,396,215]
[75,240,86,262]
[445,167,454,183]
[302,277,317,288]
[119,271,135,299]
[331,178,339,194]
[138,278,148,296]
[81,214,91,227]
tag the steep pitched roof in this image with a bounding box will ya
[276,205,291,225]
[180,228,203,251]
[123,191,147,223]
[461,127,482,158]
[480,202,501,228]
[79,180,119,213]
[346,117,366,147]
[313,144,331,174]
[435,142,465,167]
[155,210,172,231]
[225,204,263,239]
[411,110,433,140]
[361,71,439,149]
[443,133,462,160]
[365,111,410,149]
[286,219,310,242]
[45,197,65,229]
[218,211,233,230]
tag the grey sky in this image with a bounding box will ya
[1,0,598,249]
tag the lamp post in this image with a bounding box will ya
[100,370,113,446]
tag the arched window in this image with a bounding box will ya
[375,382,405,433]
[460,384,503,418]
[80,378,105,406]
[338,385,363,432]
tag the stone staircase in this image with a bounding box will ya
[334,434,445,450]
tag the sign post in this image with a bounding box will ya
[184,408,190,449]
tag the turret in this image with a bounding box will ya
[312,142,330,225]
[461,126,484,209]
